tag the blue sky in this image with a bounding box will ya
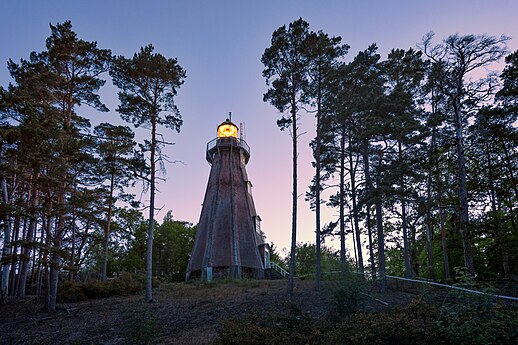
[1,0,517,253]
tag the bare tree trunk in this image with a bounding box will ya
[439,206,450,280]
[9,203,22,296]
[348,135,364,274]
[48,211,64,311]
[1,177,12,294]
[287,93,298,299]
[314,97,322,290]
[424,130,437,280]
[101,172,115,281]
[339,132,346,264]
[17,177,39,298]
[399,142,412,279]
[375,171,386,292]
[69,204,77,281]
[362,142,376,278]
[453,100,475,276]
[487,148,510,279]
[146,113,157,302]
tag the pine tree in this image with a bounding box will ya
[261,18,310,298]
[110,44,185,302]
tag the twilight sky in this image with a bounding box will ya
[1,0,517,255]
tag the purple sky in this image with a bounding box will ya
[1,0,517,255]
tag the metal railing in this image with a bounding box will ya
[268,261,289,278]
[206,137,250,164]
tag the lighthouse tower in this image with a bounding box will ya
[186,117,265,280]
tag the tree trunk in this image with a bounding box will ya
[287,91,298,299]
[375,168,386,292]
[453,100,475,277]
[439,205,450,280]
[339,130,346,264]
[9,202,22,296]
[362,141,376,278]
[424,130,437,280]
[348,135,364,274]
[1,177,12,294]
[146,112,157,302]
[399,142,412,279]
[101,172,116,281]
[17,177,39,298]
[487,147,510,279]
[314,96,322,290]
[48,209,65,311]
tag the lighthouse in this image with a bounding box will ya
[186,117,266,280]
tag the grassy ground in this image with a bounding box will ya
[2,278,516,344]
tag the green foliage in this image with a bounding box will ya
[110,44,186,131]
[58,280,87,302]
[123,302,161,345]
[438,301,518,345]
[327,265,365,319]
[153,211,196,282]
[215,295,518,345]
[58,272,144,302]
[215,305,324,345]
[330,298,445,344]
[289,242,342,278]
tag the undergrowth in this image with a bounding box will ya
[58,272,154,302]
[215,281,518,345]
[123,302,161,345]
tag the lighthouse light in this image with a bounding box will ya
[217,122,238,138]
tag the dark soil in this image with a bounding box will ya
[1,279,418,345]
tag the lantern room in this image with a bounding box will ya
[217,119,238,139]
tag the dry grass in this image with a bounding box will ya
[1,279,415,345]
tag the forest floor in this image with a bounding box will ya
[0,279,421,345]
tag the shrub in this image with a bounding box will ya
[124,303,161,344]
[438,300,518,345]
[326,267,364,320]
[58,280,87,302]
[58,272,145,302]
[215,304,325,345]
[329,297,446,344]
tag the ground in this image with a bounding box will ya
[0,279,421,345]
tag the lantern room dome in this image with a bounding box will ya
[217,119,238,138]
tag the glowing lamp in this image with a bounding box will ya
[217,119,238,138]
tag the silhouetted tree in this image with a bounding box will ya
[110,44,186,302]
[261,18,310,298]
[422,32,509,277]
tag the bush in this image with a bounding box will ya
[329,297,445,344]
[326,266,364,320]
[58,280,87,302]
[58,272,145,302]
[215,304,325,345]
[438,300,518,345]
[124,302,161,344]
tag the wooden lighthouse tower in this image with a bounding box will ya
[186,117,265,280]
